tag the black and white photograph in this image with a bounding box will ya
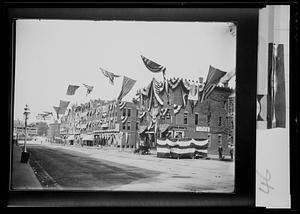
[12,20,236,192]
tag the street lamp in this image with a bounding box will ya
[21,104,30,163]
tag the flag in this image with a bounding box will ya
[100,67,121,85]
[66,85,80,95]
[141,55,166,77]
[53,106,60,119]
[152,78,164,106]
[117,76,136,101]
[200,65,226,102]
[220,68,236,86]
[83,83,94,96]
[43,111,53,116]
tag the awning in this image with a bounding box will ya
[81,134,94,141]
[159,124,169,133]
[139,125,148,134]
[67,135,75,140]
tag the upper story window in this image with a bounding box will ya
[127,121,131,130]
[123,108,126,117]
[127,109,131,117]
[183,112,188,125]
[195,113,199,125]
[218,117,222,126]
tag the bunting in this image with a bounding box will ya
[121,116,128,124]
[66,85,80,95]
[100,67,121,85]
[200,65,226,102]
[168,78,181,90]
[117,76,136,101]
[152,78,164,106]
[173,104,182,115]
[119,101,126,110]
[138,111,146,119]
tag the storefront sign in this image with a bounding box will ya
[196,126,210,132]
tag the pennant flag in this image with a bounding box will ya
[82,83,94,96]
[100,67,121,85]
[267,43,286,129]
[117,76,137,101]
[66,85,80,95]
[53,106,60,119]
[141,55,166,77]
[201,65,226,102]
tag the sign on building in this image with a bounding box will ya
[196,126,210,132]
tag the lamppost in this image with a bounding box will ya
[21,104,30,163]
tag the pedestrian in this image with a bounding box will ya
[218,145,223,160]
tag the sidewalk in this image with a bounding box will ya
[11,144,42,189]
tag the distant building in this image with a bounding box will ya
[13,120,38,140]
[60,99,138,148]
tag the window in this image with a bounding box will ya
[195,113,199,125]
[207,114,211,124]
[224,101,227,110]
[231,121,234,129]
[184,112,188,125]
[115,111,118,117]
[226,116,229,126]
[127,121,131,130]
[136,122,139,131]
[127,109,131,117]
[122,123,126,130]
[123,108,126,117]
[218,117,222,126]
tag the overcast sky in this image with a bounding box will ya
[14,20,236,123]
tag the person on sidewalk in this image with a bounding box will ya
[218,145,223,160]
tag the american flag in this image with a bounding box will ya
[82,83,94,96]
[66,85,80,95]
[53,106,60,119]
[100,67,121,85]
[200,65,226,102]
[141,55,166,77]
[117,76,136,101]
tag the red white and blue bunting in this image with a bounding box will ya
[119,101,126,110]
[121,115,128,124]
[173,104,182,115]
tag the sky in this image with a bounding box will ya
[14,20,236,123]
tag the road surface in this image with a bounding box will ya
[20,142,234,192]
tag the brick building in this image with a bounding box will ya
[60,99,138,149]
[136,77,234,155]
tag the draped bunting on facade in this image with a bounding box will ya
[121,116,128,124]
[160,108,168,117]
[152,78,164,106]
[156,139,208,158]
[173,104,182,115]
[138,111,146,119]
[119,101,126,110]
[168,78,181,89]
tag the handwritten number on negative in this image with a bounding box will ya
[256,169,274,194]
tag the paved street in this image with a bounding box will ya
[20,141,234,192]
